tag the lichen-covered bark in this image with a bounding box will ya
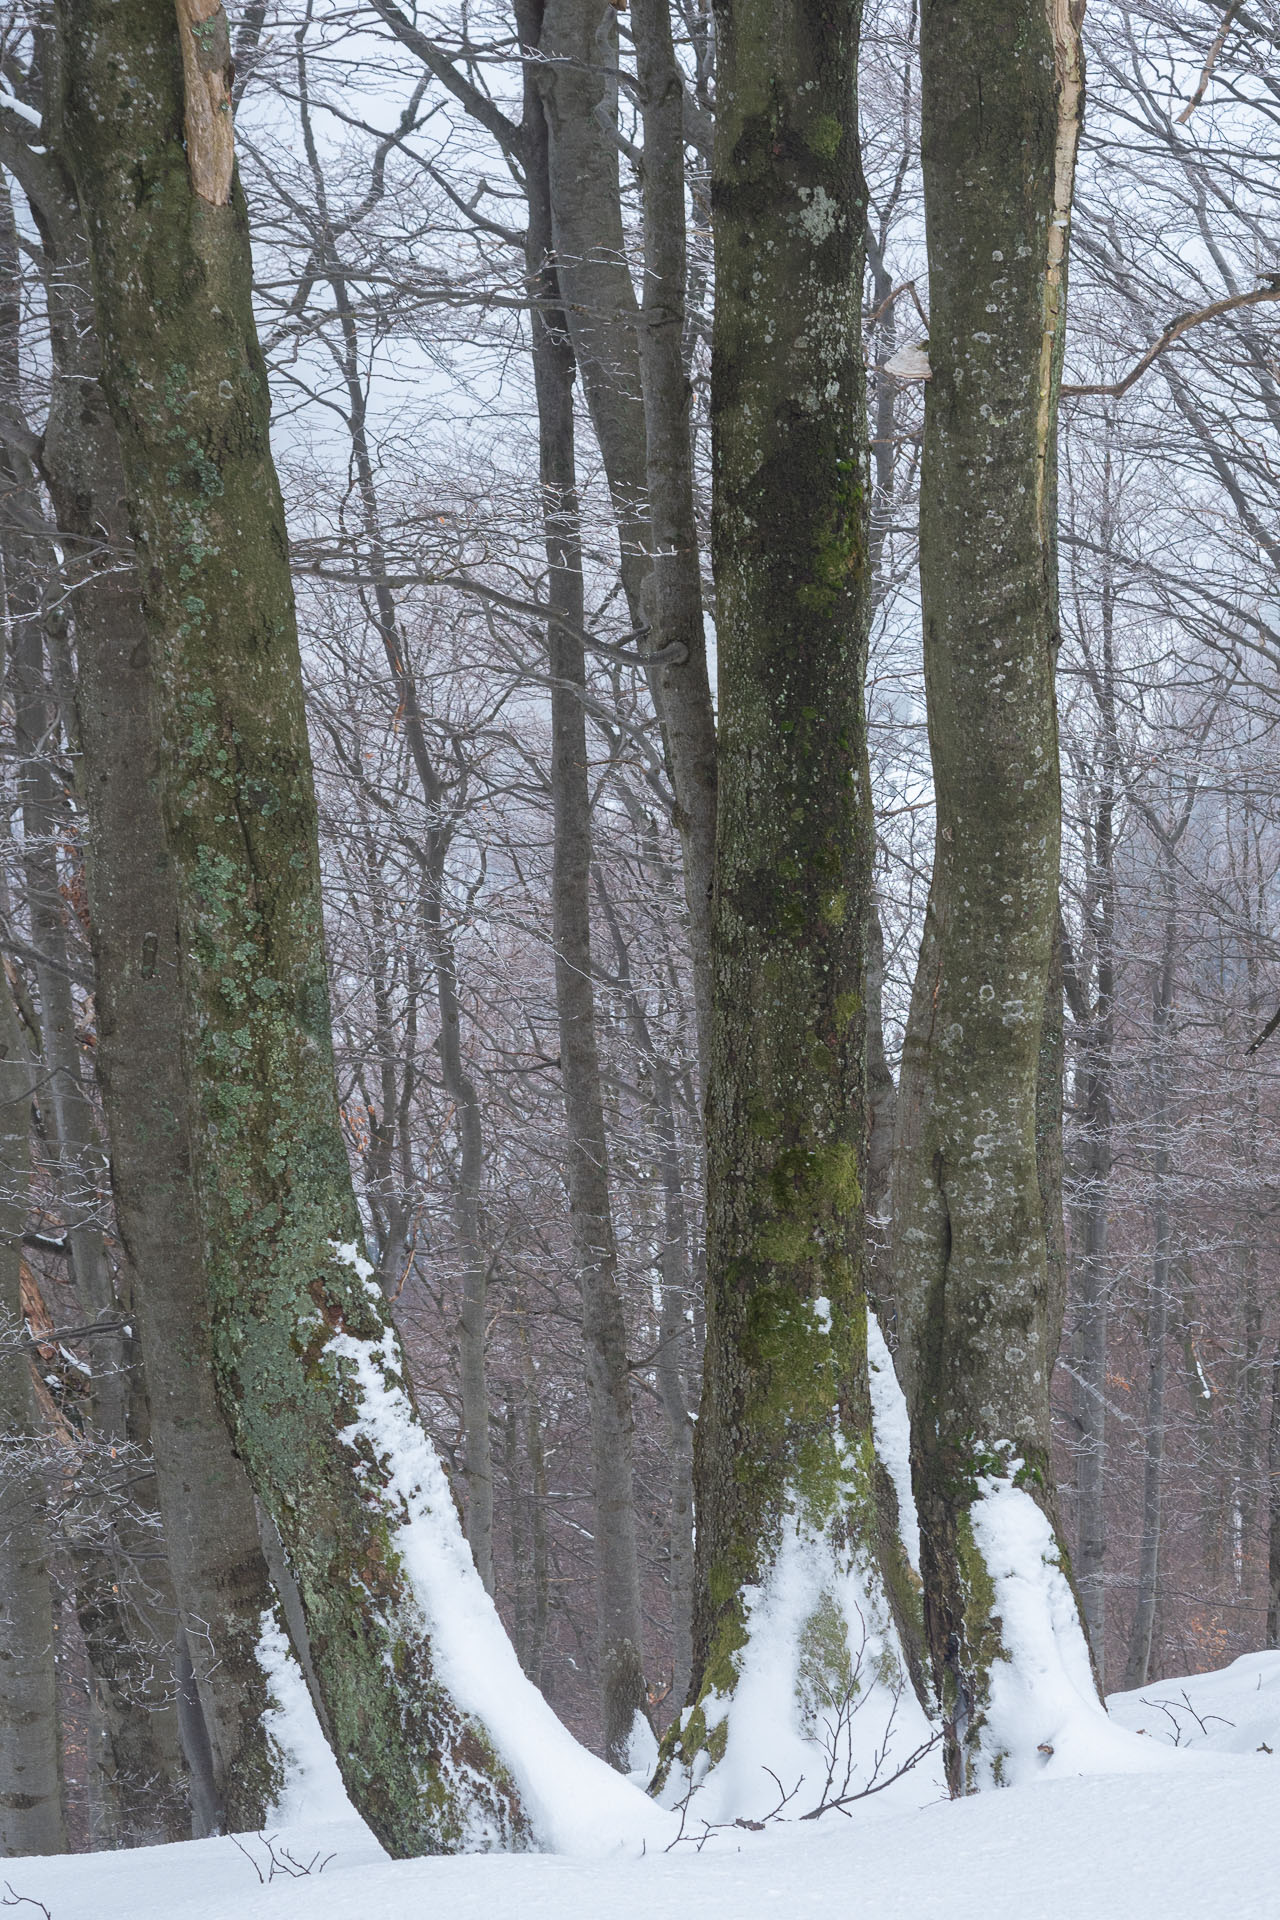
[891,0,1089,1792]
[52,0,525,1855]
[660,0,919,1795]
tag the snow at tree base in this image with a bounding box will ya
[8,1651,1278,1918]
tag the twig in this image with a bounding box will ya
[1245,1001,1280,1055]
[800,1730,942,1819]
[230,1831,336,1882]
[229,1834,265,1883]
[2,1887,52,1920]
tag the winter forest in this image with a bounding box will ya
[0,0,1278,1914]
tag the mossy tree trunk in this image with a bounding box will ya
[890,0,1088,1793]
[52,0,527,1855]
[660,0,920,1804]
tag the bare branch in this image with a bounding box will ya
[1061,286,1280,399]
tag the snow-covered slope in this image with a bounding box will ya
[6,1652,1276,1920]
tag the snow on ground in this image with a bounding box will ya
[6,1651,1277,1920]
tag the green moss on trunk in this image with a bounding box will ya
[665,0,921,1795]
[52,0,526,1854]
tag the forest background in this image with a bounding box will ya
[1,0,1279,1852]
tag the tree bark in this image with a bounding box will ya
[0,178,192,1845]
[630,0,718,1079]
[536,0,717,1080]
[891,0,1089,1791]
[53,0,527,1854]
[595,864,696,1712]
[658,0,920,1806]
[8,126,284,1836]
[1123,860,1176,1690]
[520,7,651,1763]
[0,977,67,1859]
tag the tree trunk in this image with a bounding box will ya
[520,24,650,1763]
[13,133,284,1835]
[53,0,530,1854]
[536,0,717,1079]
[1266,1335,1279,1648]
[658,0,921,1813]
[630,0,718,1080]
[1123,864,1176,1690]
[0,180,193,1844]
[594,864,696,1712]
[0,977,67,1858]
[891,0,1089,1791]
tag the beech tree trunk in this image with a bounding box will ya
[0,976,66,1858]
[891,0,1089,1792]
[0,179,194,1844]
[536,0,717,1076]
[53,0,526,1855]
[519,4,651,1764]
[7,129,284,1836]
[1123,862,1177,1690]
[659,0,920,1804]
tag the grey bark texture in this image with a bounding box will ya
[519,4,651,1763]
[535,0,718,1079]
[11,123,284,1836]
[0,975,67,1858]
[891,0,1090,1792]
[658,0,923,1797]
[53,0,527,1855]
